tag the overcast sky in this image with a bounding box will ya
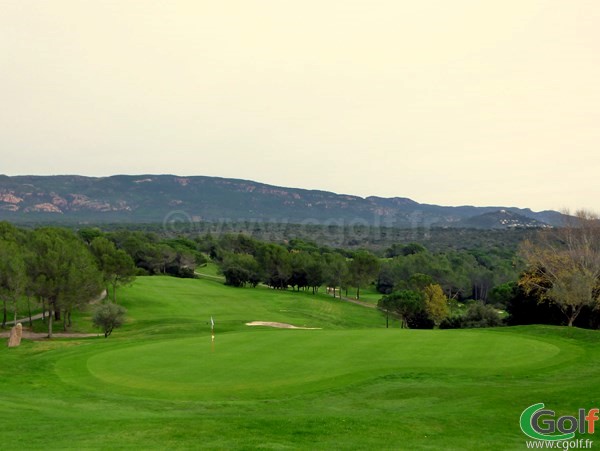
[1,1,599,212]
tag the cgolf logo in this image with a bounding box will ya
[520,403,599,441]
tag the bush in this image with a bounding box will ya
[440,301,502,329]
[92,303,127,338]
[463,301,503,328]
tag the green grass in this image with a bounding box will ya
[347,284,382,304]
[195,261,225,281]
[1,276,599,450]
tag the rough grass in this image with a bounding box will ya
[1,276,599,450]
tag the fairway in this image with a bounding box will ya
[2,276,600,449]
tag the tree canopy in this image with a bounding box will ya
[519,210,600,326]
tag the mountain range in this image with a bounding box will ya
[0,174,564,228]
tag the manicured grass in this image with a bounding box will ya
[118,276,383,336]
[345,284,382,304]
[195,261,225,280]
[1,276,599,450]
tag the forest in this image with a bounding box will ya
[2,219,599,336]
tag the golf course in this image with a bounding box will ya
[2,275,599,449]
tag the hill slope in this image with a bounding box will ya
[0,174,562,227]
[1,276,598,449]
[452,209,551,229]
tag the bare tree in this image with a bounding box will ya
[519,210,600,326]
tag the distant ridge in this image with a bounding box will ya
[0,174,564,228]
[452,209,551,229]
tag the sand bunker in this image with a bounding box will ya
[246,321,321,330]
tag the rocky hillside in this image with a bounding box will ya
[450,209,551,229]
[0,174,563,228]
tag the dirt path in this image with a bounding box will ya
[0,330,100,340]
[4,311,47,327]
[2,314,99,340]
[3,290,107,328]
[2,290,108,341]
[326,289,377,309]
[194,272,225,282]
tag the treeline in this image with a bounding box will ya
[205,234,520,329]
[0,222,130,337]
[80,228,208,278]
[206,234,519,298]
[174,222,533,253]
[4,219,597,332]
[0,223,207,337]
[41,220,533,253]
[207,232,600,329]
[204,234,378,297]
[378,243,519,303]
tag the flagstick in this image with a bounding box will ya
[210,316,215,351]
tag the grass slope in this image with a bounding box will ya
[1,276,599,450]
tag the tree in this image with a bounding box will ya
[376,262,397,294]
[164,250,196,278]
[0,239,27,327]
[257,244,291,289]
[90,237,136,303]
[348,251,380,299]
[463,301,502,328]
[380,290,424,328]
[289,252,310,291]
[488,282,517,308]
[377,294,398,328]
[92,302,126,338]
[385,242,426,258]
[423,284,449,328]
[375,251,473,300]
[60,254,104,331]
[406,273,435,291]
[220,253,261,287]
[505,279,566,326]
[323,253,348,299]
[306,254,325,294]
[109,230,167,275]
[22,245,39,328]
[157,244,177,274]
[78,227,103,244]
[519,210,600,326]
[30,228,103,337]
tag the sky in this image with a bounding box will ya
[1,1,599,212]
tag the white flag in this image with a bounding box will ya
[211,316,214,329]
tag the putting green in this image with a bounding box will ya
[56,329,566,401]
